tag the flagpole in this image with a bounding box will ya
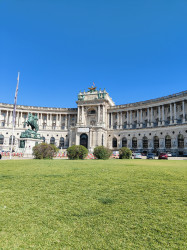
[10,72,20,160]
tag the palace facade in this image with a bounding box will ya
[0,88,187,155]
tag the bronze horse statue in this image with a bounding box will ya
[26,113,39,133]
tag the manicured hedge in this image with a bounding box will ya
[93,146,112,160]
[67,145,88,160]
[119,147,132,159]
[33,143,59,159]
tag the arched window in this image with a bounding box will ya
[0,134,4,145]
[112,137,117,148]
[50,137,55,145]
[142,136,148,149]
[59,137,64,148]
[122,137,127,147]
[154,136,159,149]
[9,135,15,145]
[178,134,184,148]
[132,137,137,149]
[165,135,171,149]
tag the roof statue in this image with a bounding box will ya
[88,82,97,92]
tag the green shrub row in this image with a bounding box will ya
[33,143,132,160]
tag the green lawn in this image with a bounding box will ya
[0,159,186,249]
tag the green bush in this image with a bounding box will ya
[93,146,112,160]
[33,143,59,159]
[67,145,88,160]
[119,147,132,159]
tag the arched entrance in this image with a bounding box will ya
[80,134,88,148]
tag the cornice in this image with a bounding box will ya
[113,90,187,110]
[0,103,77,113]
[0,90,186,112]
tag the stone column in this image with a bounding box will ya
[140,109,143,128]
[127,111,129,128]
[147,108,150,127]
[41,113,43,127]
[102,105,105,124]
[97,105,100,124]
[130,110,132,128]
[41,113,43,128]
[50,113,52,128]
[65,114,68,129]
[68,114,71,128]
[174,103,177,124]
[170,103,173,124]
[117,112,119,129]
[182,100,185,123]
[16,112,19,127]
[162,105,165,125]
[127,138,131,148]
[151,107,154,127]
[158,106,161,126]
[10,111,13,127]
[89,128,92,151]
[159,138,165,151]
[111,112,113,129]
[60,114,62,129]
[77,106,80,123]
[5,110,8,127]
[108,113,110,129]
[57,114,60,129]
[137,110,139,128]
[82,106,85,124]
[20,112,23,128]
[138,139,142,150]
[120,112,123,129]
[46,113,49,129]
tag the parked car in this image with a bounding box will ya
[167,153,172,157]
[158,153,168,160]
[134,153,142,159]
[147,153,155,159]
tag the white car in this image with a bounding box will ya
[134,153,142,159]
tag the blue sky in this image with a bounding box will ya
[0,0,187,108]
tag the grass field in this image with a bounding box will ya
[0,159,186,249]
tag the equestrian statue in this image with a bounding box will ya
[20,113,41,139]
[26,113,39,132]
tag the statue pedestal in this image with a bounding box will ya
[18,138,43,158]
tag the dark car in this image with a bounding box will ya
[158,153,168,160]
[147,153,155,159]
